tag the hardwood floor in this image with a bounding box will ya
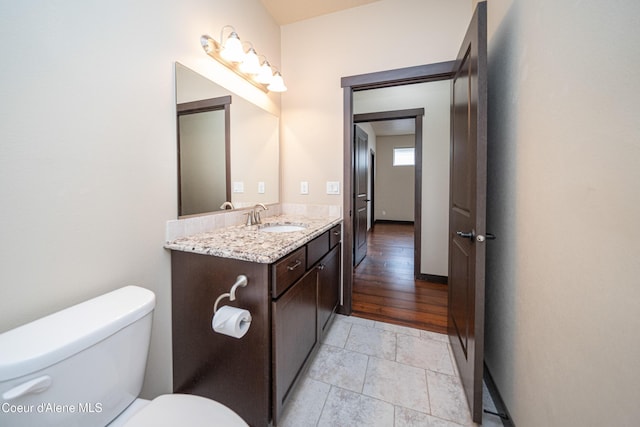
[352,222,448,334]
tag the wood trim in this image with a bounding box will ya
[341,61,456,90]
[416,273,448,285]
[177,95,232,114]
[414,114,423,279]
[340,87,354,315]
[354,108,425,123]
[224,103,231,203]
[370,149,376,225]
[342,63,454,315]
[374,220,414,225]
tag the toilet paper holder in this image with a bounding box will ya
[213,275,249,313]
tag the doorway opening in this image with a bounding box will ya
[340,62,456,321]
[353,111,422,274]
[351,110,450,332]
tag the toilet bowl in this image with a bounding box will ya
[110,394,248,427]
[0,286,248,427]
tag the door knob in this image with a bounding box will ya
[476,233,496,242]
[456,231,475,240]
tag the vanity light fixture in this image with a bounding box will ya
[200,26,287,93]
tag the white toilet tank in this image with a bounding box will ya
[0,286,155,427]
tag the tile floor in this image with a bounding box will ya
[279,314,503,427]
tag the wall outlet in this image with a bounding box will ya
[233,181,244,193]
[300,181,309,195]
[326,181,340,195]
[258,181,265,194]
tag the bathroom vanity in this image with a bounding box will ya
[166,216,342,427]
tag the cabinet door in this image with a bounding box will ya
[272,270,317,422]
[317,245,341,336]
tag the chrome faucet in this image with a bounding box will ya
[246,203,268,226]
[220,201,235,210]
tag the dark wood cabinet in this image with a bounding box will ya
[317,244,340,337]
[171,252,271,427]
[272,269,317,421]
[170,221,341,427]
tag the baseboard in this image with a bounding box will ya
[484,363,516,427]
[416,273,448,285]
[373,219,414,225]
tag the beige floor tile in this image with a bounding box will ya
[362,357,430,413]
[279,377,330,427]
[323,316,352,348]
[307,344,368,392]
[397,334,455,375]
[345,324,397,360]
[427,371,472,426]
[374,321,421,337]
[318,386,394,427]
[395,406,468,427]
[420,330,449,343]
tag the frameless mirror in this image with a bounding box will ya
[175,62,279,217]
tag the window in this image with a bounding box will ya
[393,147,415,166]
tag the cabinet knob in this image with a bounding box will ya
[317,264,326,271]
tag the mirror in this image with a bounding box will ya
[175,62,279,217]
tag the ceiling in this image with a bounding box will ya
[259,0,382,25]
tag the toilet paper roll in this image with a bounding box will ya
[212,306,252,338]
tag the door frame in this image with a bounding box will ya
[340,61,456,314]
[369,148,375,225]
[354,109,424,278]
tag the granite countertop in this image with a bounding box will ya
[164,215,342,263]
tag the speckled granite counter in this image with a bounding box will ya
[164,215,342,263]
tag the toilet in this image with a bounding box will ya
[0,286,248,427]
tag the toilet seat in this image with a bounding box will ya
[123,394,248,427]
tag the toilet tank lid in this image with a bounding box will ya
[0,286,155,382]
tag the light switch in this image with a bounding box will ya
[258,181,265,194]
[300,181,309,195]
[233,181,244,193]
[326,181,340,195]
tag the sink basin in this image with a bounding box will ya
[259,224,306,233]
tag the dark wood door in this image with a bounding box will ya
[317,245,341,335]
[354,125,369,266]
[272,269,317,423]
[447,2,487,423]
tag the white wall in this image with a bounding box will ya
[280,0,472,208]
[485,0,640,425]
[375,135,415,222]
[0,0,280,398]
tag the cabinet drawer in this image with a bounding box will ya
[329,224,342,248]
[307,231,329,267]
[272,247,306,298]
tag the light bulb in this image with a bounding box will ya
[220,32,244,63]
[267,71,287,92]
[255,61,273,84]
[240,47,260,75]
